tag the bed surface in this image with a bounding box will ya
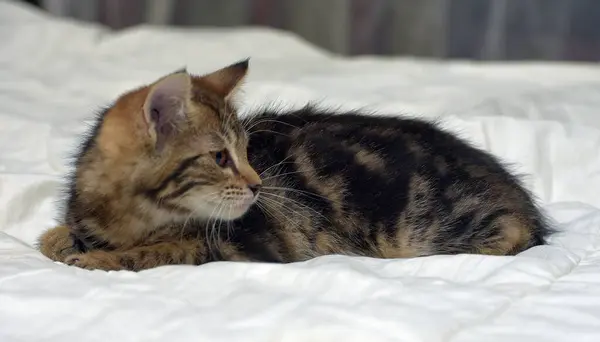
[1,1,600,341]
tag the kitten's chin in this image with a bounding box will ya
[226,199,257,220]
[223,205,252,220]
[193,200,254,221]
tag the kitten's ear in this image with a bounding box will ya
[143,72,191,151]
[201,59,249,99]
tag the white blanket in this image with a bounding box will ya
[1,1,599,341]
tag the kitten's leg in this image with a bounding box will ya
[64,239,252,271]
[37,225,79,262]
[63,240,202,271]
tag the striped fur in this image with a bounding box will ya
[37,60,553,271]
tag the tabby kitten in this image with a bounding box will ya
[38,60,552,271]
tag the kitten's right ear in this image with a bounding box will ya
[143,72,191,151]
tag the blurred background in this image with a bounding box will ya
[19,0,600,61]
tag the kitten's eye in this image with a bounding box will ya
[214,150,228,167]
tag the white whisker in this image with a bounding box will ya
[204,199,223,256]
[257,197,313,234]
[260,192,330,223]
[258,195,315,224]
[210,201,226,254]
[248,129,290,138]
[259,155,294,177]
[244,118,300,132]
[262,186,339,204]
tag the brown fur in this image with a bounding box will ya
[37,225,77,262]
[37,60,552,271]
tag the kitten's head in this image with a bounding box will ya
[73,60,261,226]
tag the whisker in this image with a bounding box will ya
[226,204,233,242]
[261,187,344,208]
[211,201,227,254]
[258,195,316,224]
[209,204,220,255]
[204,199,223,256]
[259,162,331,182]
[256,200,298,231]
[202,203,216,252]
[260,192,331,224]
[258,155,294,177]
[224,107,234,131]
[255,202,271,219]
[244,118,300,132]
[248,129,290,138]
[257,197,317,235]
[218,203,230,243]
[260,168,306,181]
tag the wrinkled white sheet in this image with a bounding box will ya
[1,1,600,341]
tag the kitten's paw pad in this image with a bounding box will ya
[65,252,123,271]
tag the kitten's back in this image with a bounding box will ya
[238,106,552,260]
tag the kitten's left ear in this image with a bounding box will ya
[201,59,249,99]
[143,71,191,151]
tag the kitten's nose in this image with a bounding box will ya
[248,184,262,196]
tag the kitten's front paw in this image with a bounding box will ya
[38,225,78,262]
[65,251,124,271]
